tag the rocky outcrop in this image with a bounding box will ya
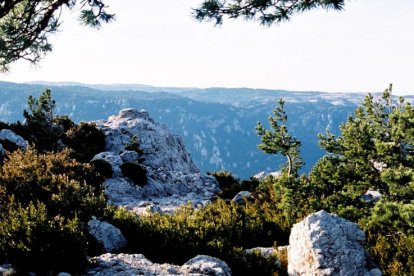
[87,217,127,253]
[0,129,28,151]
[232,191,253,204]
[87,253,231,275]
[94,109,220,214]
[288,210,381,276]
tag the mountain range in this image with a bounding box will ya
[0,81,400,178]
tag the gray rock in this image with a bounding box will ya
[57,273,71,276]
[97,108,199,173]
[288,210,381,276]
[120,150,140,162]
[0,144,5,156]
[232,191,253,204]
[183,255,232,275]
[87,253,231,275]
[94,109,220,213]
[0,129,28,150]
[87,217,127,253]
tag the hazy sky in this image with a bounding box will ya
[1,0,414,94]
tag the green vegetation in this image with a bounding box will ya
[256,99,303,177]
[208,170,258,199]
[0,86,413,275]
[120,161,148,186]
[194,0,345,26]
[0,148,105,273]
[104,198,288,275]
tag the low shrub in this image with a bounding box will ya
[64,122,106,163]
[209,171,258,199]
[0,148,106,273]
[91,159,113,178]
[362,201,414,275]
[104,196,289,275]
[0,199,87,273]
[120,161,147,186]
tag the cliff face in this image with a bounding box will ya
[94,108,220,214]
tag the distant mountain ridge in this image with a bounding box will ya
[1,81,408,178]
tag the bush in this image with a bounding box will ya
[104,196,289,275]
[0,148,106,221]
[64,122,106,163]
[362,201,414,275]
[208,171,258,199]
[120,161,147,186]
[0,148,106,273]
[91,159,113,178]
[0,199,87,273]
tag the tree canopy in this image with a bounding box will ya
[194,0,345,25]
[0,0,114,71]
[256,99,302,177]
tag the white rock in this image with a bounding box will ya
[87,217,127,253]
[362,190,382,202]
[87,253,231,275]
[0,129,28,150]
[183,255,232,275]
[232,191,253,204]
[253,171,281,181]
[97,108,199,173]
[288,210,381,276]
[94,109,220,213]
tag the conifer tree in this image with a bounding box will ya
[256,99,302,177]
[23,89,59,152]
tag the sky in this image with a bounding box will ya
[1,0,414,94]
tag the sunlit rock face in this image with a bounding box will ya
[93,109,220,214]
[288,210,382,276]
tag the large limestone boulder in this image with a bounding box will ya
[97,108,198,173]
[87,253,231,275]
[288,210,381,276]
[94,109,220,214]
[87,217,127,253]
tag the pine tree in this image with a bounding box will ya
[23,89,58,152]
[256,99,302,177]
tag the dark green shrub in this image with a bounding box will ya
[91,159,113,178]
[208,171,243,199]
[209,171,259,199]
[64,122,106,163]
[125,135,143,153]
[54,115,75,132]
[120,161,147,186]
[0,121,10,130]
[362,201,414,275]
[104,196,289,275]
[0,199,87,274]
[0,148,106,273]
[0,148,105,221]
